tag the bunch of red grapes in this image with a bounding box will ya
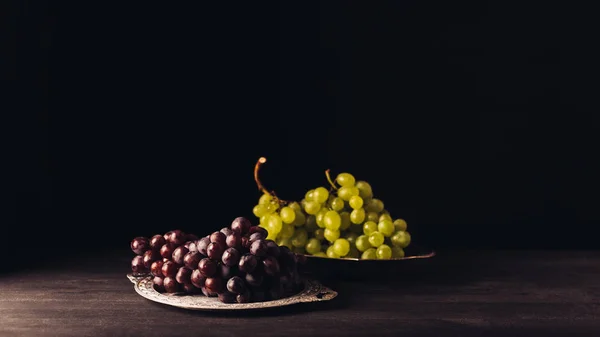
[130,217,307,303]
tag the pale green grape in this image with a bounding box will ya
[355,181,373,199]
[324,210,341,231]
[259,193,272,205]
[391,246,405,258]
[378,219,395,237]
[339,212,351,230]
[305,189,314,201]
[349,195,364,210]
[332,238,350,257]
[376,244,392,260]
[267,214,283,233]
[365,198,384,213]
[315,208,327,228]
[336,173,356,187]
[300,198,307,209]
[279,223,295,239]
[394,218,407,231]
[292,210,306,227]
[277,237,293,249]
[368,231,385,247]
[314,228,325,240]
[366,211,379,222]
[338,186,359,201]
[305,238,322,254]
[391,231,411,248]
[326,245,339,258]
[260,214,270,225]
[355,235,371,252]
[344,232,359,245]
[303,200,321,215]
[288,201,302,212]
[379,213,392,223]
[293,246,306,255]
[291,228,308,247]
[346,246,360,259]
[324,228,340,243]
[253,204,269,217]
[349,224,363,234]
[313,251,327,257]
[266,202,279,213]
[331,197,344,211]
[280,206,296,224]
[305,215,318,232]
[313,187,330,204]
[266,231,278,241]
[350,208,366,224]
[361,248,377,260]
[362,221,378,235]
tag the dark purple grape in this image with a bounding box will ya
[159,243,175,259]
[236,290,251,303]
[171,246,189,265]
[210,231,227,246]
[241,236,251,250]
[163,258,169,263]
[131,237,149,255]
[231,217,252,235]
[131,255,147,274]
[191,269,207,288]
[248,226,268,237]
[182,283,200,294]
[207,242,225,260]
[198,258,217,277]
[187,240,198,253]
[218,291,237,303]
[150,260,164,277]
[219,264,235,279]
[161,260,179,278]
[153,276,165,292]
[262,255,280,276]
[205,277,224,293]
[238,254,257,273]
[222,248,241,267]
[176,267,192,284]
[245,272,263,287]
[187,233,199,242]
[220,227,233,237]
[226,233,241,249]
[196,237,210,256]
[201,286,217,297]
[183,241,193,250]
[143,249,160,268]
[226,276,246,294]
[166,230,187,246]
[265,240,280,258]
[249,240,267,257]
[249,232,265,242]
[163,231,174,241]
[163,276,179,293]
[183,251,202,269]
[149,234,166,251]
[295,253,307,265]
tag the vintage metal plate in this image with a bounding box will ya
[127,274,337,311]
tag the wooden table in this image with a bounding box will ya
[1,249,599,336]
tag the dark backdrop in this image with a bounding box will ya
[14,1,599,265]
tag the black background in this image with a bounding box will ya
[13,1,600,264]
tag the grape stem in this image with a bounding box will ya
[325,169,338,190]
[254,157,288,205]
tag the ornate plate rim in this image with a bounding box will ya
[127,274,338,311]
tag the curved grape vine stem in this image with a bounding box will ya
[254,157,288,205]
[325,169,338,191]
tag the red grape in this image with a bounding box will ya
[201,286,217,297]
[153,276,165,292]
[150,260,164,277]
[172,246,189,265]
[249,240,267,257]
[191,269,206,288]
[207,242,225,260]
[241,236,251,250]
[166,230,186,246]
[226,276,246,294]
[159,243,175,259]
[222,248,240,267]
[219,264,235,279]
[131,255,147,274]
[220,227,233,237]
[245,272,263,287]
[205,277,224,293]
[149,234,166,251]
[161,260,179,278]
[236,290,251,303]
[131,237,149,255]
[196,237,210,256]
[198,258,217,277]
[226,233,241,249]
[238,254,257,273]
[163,276,179,293]
[143,249,160,268]
[182,283,200,294]
[210,231,226,246]
[183,251,202,269]
[231,217,251,235]
[218,291,236,303]
[249,232,265,243]
[262,255,280,276]
[175,267,192,285]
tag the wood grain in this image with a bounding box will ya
[1,250,599,337]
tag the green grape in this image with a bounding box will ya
[335,173,356,187]
[293,246,306,255]
[252,204,268,217]
[355,235,371,252]
[291,228,308,247]
[288,201,302,212]
[324,228,340,243]
[376,244,392,260]
[378,219,395,237]
[323,210,341,231]
[313,187,330,204]
[315,208,328,228]
[292,210,306,227]
[338,186,359,201]
[305,189,315,201]
[391,246,405,258]
[394,218,408,231]
[267,214,283,233]
[300,198,307,209]
[362,221,378,235]
[277,237,293,250]
[326,245,339,258]
[332,238,350,257]
[330,197,344,211]
[266,230,278,241]
[313,251,327,257]
[306,215,317,230]
[259,193,273,205]
[344,232,359,245]
[305,238,322,255]
[279,223,295,239]
[349,195,364,210]
[303,200,321,215]
[355,181,373,199]
[260,214,270,225]
[346,246,360,259]
[339,212,351,230]
[314,228,325,240]
[379,213,392,223]
[365,198,384,213]
[368,231,385,247]
[361,248,377,260]
[350,208,366,224]
[280,206,296,224]
[367,211,379,222]
[391,231,411,248]
[266,202,279,213]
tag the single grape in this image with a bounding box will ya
[330,197,344,211]
[226,276,246,294]
[153,276,165,292]
[324,228,340,243]
[394,219,408,232]
[171,246,189,265]
[131,255,147,274]
[392,246,405,258]
[264,240,279,258]
[314,228,325,240]
[149,235,166,251]
[350,208,366,224]
[185,240,197,253]
[338,186,359,201]
[266,202,279,214]
[210,231,227,246]
[277,237,293,250]
[305,238,322,255]
[222,247,241,267]
[175,267,192,284]
[355,180,373,199]
[355,235,372,252]
[303,201,321,215]
[315,208,327,228]
[288,201,302,212]
[220,227,233,237]
[279,206,296,224]
[166,230,186,246]
[201,286,216,297]
[260,214,270,225]
[291,228,308,247]
[267,214,283,234]
[143,249,160,268]
[219,264,235,280]
[326,245,339,258]
[249,232,266,243]
[259,193,272,204]
[262,255,281,276]
[161,260,179,278]
[336,173,356,187]
[130,237,149,255]
[363,221,378,235]
[332,238,350,257]
[163,276,179,293]
[349,196,364,210]
[195,237,210,256]
[313,251,327,257]
[361,248,377,260]
[253,204,268,217]
[291,210,306,227]
[305,215,318,231]
[238,254,258,273]
[236,290,251,303]
[205,277,224,294]
[344,232,359,245]
[160,243,176,259]
[250,239,267,257]
[249,226,268,237]
[191,269,206,288]
[378,219,395,237]
[379,213,392,223]
[207,242,225,260]
[367,211,379,222]
[323,210,341,231]
[305,189,315,201]
[365,198,384,213]
[245,272,263,287]
[198,258,217,277]
[313,187,330,204]
[279,224,295,239]
[150,260,164,277]
[368,231,385,247]
[226,233,241,249]
[376,244,392,259]
[183,251,202,269]
[339,212,351,230]
[391,231,411,248]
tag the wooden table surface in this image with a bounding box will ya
[1,249,599,337]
